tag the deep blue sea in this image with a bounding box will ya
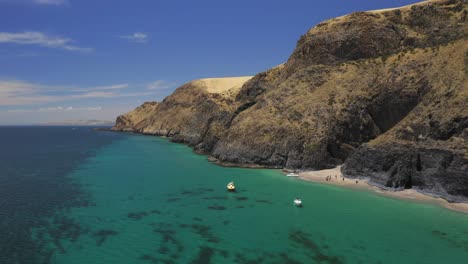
[0,126,124,263]
[1,126,467,264]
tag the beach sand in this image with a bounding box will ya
[297,166,468,214]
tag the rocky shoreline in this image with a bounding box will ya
[112,0,467,203]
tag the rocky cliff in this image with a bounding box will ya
[112,77,253,153]
[113,0,467,201]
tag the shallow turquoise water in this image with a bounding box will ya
[37,133,468,264]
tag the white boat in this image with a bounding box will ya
[286,172,299,177]
[227,181,236,192]
[293,198,302,207]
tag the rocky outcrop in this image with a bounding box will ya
[112,77,252,153]
[113,102,159,131]
[343,145,468,202]
[113,0,467,201]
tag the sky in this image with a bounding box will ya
[0,0,421,125]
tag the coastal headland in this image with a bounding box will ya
[112,0,468,206]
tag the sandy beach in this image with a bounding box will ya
[296,166,468,214]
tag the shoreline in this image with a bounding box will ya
[107,130,468,214]
[296,166,468,214]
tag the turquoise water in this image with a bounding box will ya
[3,128,467,263]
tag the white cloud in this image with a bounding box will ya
[0,32,92,52]
[0,79,153,106]
[7,106,102,113]
[119,32,148,43]
[33,0,67,5]
[73,83,129,92]
[38,106,102,112]
[0,0,68,5]
[147,80,172,90]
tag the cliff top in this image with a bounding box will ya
[367,0,436,13]
[191,76,253,94]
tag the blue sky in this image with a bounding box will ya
[0,0,421,124]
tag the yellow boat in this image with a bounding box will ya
[227,181,236,192]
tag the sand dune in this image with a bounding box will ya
[193,76,252,94]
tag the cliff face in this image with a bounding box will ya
[112,77,252,153]
[113,0,467,201]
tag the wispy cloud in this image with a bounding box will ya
[73,83,129,92]
[0,80,153,106]
[0,32,92,52]
[32,0,68,5]
[147,80,172,90]
[0,0,68,6]
[7,106,102,113]
[119,32,148,43]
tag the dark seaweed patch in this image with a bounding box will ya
[256,199,272,204]
[180,187,215,197]
[432,230,468,251]
[236,205,245,209]
[0,127,121,263]
[203,196,228,200]
[222,220,230,226]
[139,254,176,264]
[235,253,265,264]
[139,254,158,263]
[152,223,185,255]
[193,217,203,222]
[53,238,66,254]
[289,230,344,264]
[277,252,303,264]
[208,205,226,211]
[432,230,447,236]
[178,223,221,243]
[190,224,220,243]
[166,198,180,203]
[170,253,180,260]
[34,215,91,255]
[235,196,249,201]
[127,211,149,220]
[234,251,304,264]
[158,245,169,254]
[190,246,215,264]
[151,210,162,215]
[92,229,119,246]
[218,249,229,258]
[49,216,90,242]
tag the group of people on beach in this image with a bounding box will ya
[325,175,359,184]
[325,175,340,181]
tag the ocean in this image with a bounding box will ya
[1,126,467,264]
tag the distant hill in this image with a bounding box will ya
[41,120,114,126]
